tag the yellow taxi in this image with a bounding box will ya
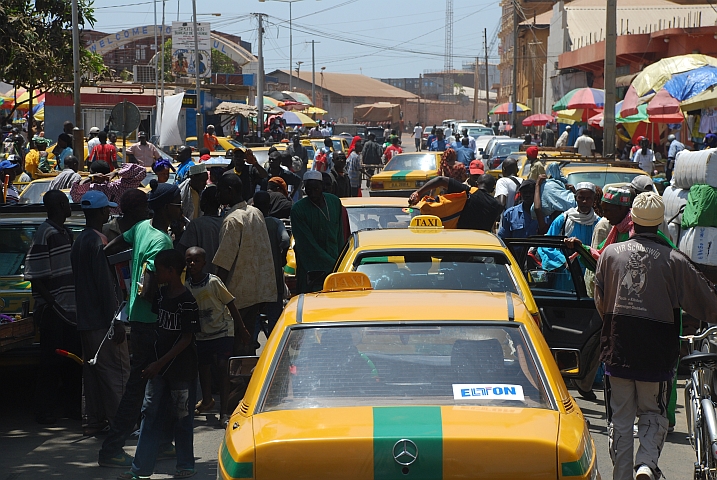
[218,271,598,480]
[186,136,244,156]
[309,136,350,154]
[488,151,577,180]
[333,216,604,388]
[560,163,644,189]
[369,152,441,197]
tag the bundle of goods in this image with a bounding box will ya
[662,185,689,244]
[675,151,717,280]
[672,149,717,189]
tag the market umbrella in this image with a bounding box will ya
[663,66,717,101]
[281,111,317,127]
[263,96,283,108]
[555,108,602,123]
[552,88,604,111]
[489,102,530,115]
[522,113,554,126]
[301,106,327,115]
[680,86,717,111]
[283,91,313,105]
[631,54,717,97]
[646,89,683,122]
[620,85,642,118]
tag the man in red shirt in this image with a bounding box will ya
[203,125,219,152]
[383,136,403,163]
[89,131,118,171]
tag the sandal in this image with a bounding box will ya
[117,471,150,479]
[194,398,215,414]
[174,469,197,478]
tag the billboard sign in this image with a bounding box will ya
[172,21,211,78]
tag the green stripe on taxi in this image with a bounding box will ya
[390,170,415,182]
[220,441,253,479]
[373,407,442,480]
[561,438,592,476]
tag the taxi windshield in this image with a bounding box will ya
[353,251,519,293]
[346,206,420,232]
[566,170,642,189]
[384,154,437,172]
[261,324,551,411]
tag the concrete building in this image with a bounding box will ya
[545,0,717,108]
[266,70,417,123]
[381,63,498,101]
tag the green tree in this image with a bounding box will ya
[211,49,236,74]
[0,0,107,126]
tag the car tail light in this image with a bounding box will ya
[371,181,384,189]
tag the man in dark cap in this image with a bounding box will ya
[99,180,182,468]
[266,150,301,197]
[497,179,539,239]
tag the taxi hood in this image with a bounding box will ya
[251,406,559,479]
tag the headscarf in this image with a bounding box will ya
[347,135,361,156]
[546,162,568,185]
[268,176,289,197]
[439,148,467,182]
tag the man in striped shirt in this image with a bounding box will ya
[25,190,81,424]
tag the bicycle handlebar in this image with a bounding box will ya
[680,325,717,342]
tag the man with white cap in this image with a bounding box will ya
[179,162,208,220]
[665,134,684,182]
[556,125,571,148]
[630,175,655,195]
[87,126,101,159]
[290,170,344,293]
[204,125,219,152]
[595,192,717,480]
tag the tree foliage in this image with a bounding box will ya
[0,0,107,114]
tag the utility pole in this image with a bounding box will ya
[484,28,490,122]
[289,2,293,91]
[160,0,166,136]
[603,0,617,156]
[257,13,265,137]
[472,57,479,121]
[418,74,422,125]
[70,0,85,160]
[153,0,159,137]
[192,0,203,148]
[311,40,316,104]
[511,0,519,135]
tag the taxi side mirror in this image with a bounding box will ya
[228,356,260,379]
[552,349,580,376]
[482,153,489,160]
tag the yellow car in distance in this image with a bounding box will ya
[186,136,244,156]
[369,152,441,197]
[561,163,644,190]
[309,136,350,154]
[218,271,598,480]
[341,197,420,233]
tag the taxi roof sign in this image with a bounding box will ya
[322,272,373,293]
[409,215,443,229]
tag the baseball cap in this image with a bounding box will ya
[0,159,19,170]
[89,126,100,134]
[207,124,215,130]
[469,159,485,175]
[189,163,207,176]
[526,146,539,159]
[81,191,118,209]
[138,131,147,138]
[304,170,323,182]
[630,175,655,193]
[517,179,536,192]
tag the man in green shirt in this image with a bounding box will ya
[291,170,344,293]
[99,180,183,468]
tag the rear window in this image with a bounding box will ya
[384,154,437,172]
[346,207,420,232]
[261,324,552,411]
[567,171,642,189]
[353,251,519,293]
[0,225,84,276]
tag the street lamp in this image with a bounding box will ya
[296,60,303,81]
[320,66,325,108]
[189,12,219,149]
[258,0,319,92]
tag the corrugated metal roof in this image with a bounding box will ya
[542,0,717,49]
[271,70,418,99]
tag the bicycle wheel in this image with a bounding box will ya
[703,400,717,480]
[688,379,697,451]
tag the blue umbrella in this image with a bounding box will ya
[663,66,717,101]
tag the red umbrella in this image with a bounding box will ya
[566,87,605,109]
[646,89,684,123]
[620,85,640,118]
[522,113,554,126]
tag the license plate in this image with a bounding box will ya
[388,182,411,188]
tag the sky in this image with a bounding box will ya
[89,0,503,79]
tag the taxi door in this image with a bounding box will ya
[504,237,601,381]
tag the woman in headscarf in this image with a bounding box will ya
[347,135,361,156]
[267,176,293,219]
[438,148,467,182]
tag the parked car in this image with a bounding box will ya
[482,138,524,169]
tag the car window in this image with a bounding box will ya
[567,171,642,189]
[306,146,315,160]
[0,225,84,276]
[353,251,519,293]
[142,172,176,186]
[252,150,271,165]
[513,245,582,297]
[261,324,551,411]
[332,140,344,152]
[468,128,493,138]
[384,154,437,172]
[496,145,519,157]
[346,206,420,232]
